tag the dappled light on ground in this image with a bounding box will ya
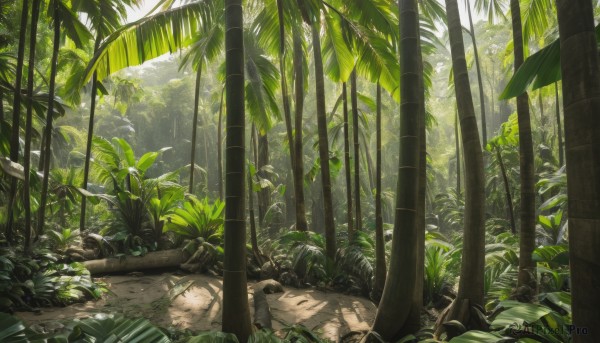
[15,273,376,341]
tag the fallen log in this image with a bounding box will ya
[83,249,189,275]
[252,279,284,330]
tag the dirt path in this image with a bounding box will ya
[15,273,376,341]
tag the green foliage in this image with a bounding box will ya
[0,249,105,311]
[164,196,224,243]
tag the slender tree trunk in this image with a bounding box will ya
[189,64,203,194]
[5,0,30,241]
[350,70,362,234]
[373,82,386,301]
[222,0,252,340]
[342,82,354,239]
[466,0,487,147]
[80,36,102,232]
[249,126,260,258]
[217,86,224,200]
[556,1,600,340]
[511,0,537,293]
[495,145,516,234]
[22,0,41,253]
[38,0,61,236]
[311,21,336,260]
[292,31,308,232]
[439,0,486,332]
[276,0,295,172]
[257,133,270,224]
[455,108,461,195]
[372,0,424,339]
[554,82,564,166]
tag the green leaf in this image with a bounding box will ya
[188,332,239,343]
[491,303,553,329]
[449,331,507,343]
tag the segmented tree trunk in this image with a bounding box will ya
[554,82,564,166]
[373,83,386,300]
[440,0,486,331]
[292,31,308,232]
[5,0,29,241]
[189,63,203,194]
[371,0,424,339]
[22,0,41,253]
[217,86,224,200]
[342,82,354,241]
[350,70,362,234]
[556,1,600,340]
[222,0,252,340]
[80,36,102,232]
[257,133,270,224]
[455,108,461,195]
[495,145,516,234]
[311,22,336,260]
[38,0,61,236]
[466,0,487,147]
[511,0,537,293]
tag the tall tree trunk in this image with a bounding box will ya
[292,31,308,231]
[276,0,295,171]
[511,0,537,294]
[80,36,102,232]
[554,82,564,166]
[257,133,270,225]
[189,64,202,194]
[217,86,224,200]
[311,22,336,260]
[5,0,30,241]
[350,69,362,234]
[439,0,486,332]
[495,145,516,234]
[466,0,487,147]
[22,0,41,253]
[249,126,260,259]
[373,82,386,301]
[38,0,61,236]
[371,0,424,339]
[556,1,600,340]
[222,0,252,340]
[455,108,461,195]
[342,82,354,239]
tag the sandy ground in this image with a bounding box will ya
[15,273,376,342]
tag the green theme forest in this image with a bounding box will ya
[0,0,599,342]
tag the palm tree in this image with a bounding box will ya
[221,0,251,340]
[556,0,600,339]
[76,0,141,232]
[5,0,29,242]
[350,69,362,234]
[465,0,487,146]
[21,0,42,253]
[510,0,537,295]
[373,82,385,300]
[342,82,354,238]
[438,0,486,332]
[371,0,424,339]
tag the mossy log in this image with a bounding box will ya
[83,249,189,274]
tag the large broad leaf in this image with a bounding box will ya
[73,313,170,343]
[490,302,553,329]
[0,313,27,343]
[532,245,569,266]
[322,11,355,83]
[501,23,600,99]
[449,330,507,343]
[188,332,239,343]
[83,1,221,83]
